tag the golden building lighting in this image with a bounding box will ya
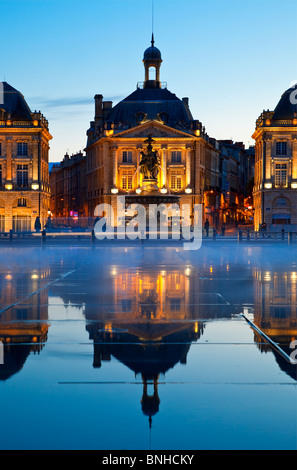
[253,83,297,231]
[0,83,52,232]
[85,36,220,224]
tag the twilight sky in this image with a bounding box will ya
[1,0,297,162]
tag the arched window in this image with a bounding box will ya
[149,66,156,80]
[17,198,27,207]
[272,196,290,208]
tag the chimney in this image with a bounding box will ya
[182,97,189,107]
[94,94,103,121]
[102,101,113,120]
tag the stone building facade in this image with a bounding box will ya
[50,151,87,219]
[218,140,255,227]
[85,37,219,224]
[253,84,297,231]
[0,82,52,232]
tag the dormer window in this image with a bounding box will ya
[158,112,169,124]
[122,150,132,163]
[276,141,287,155]
[135,112,147,124]
[17,142,28,156]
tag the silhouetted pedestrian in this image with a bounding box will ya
[34,217,41,232]
[204,218,209,237]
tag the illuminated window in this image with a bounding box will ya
[275,163,287,187]
[17,164,29,187]
[276,141,287,155]
[171,151,182,163]
[170,170,182,190]
[17,142,28,156]
[122,151,132,163]
[12,215,31,232]
[122,170,133,190]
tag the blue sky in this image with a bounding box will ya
[1,0,297,161]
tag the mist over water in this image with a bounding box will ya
[0,243,296,450]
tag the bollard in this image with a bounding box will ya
[281,229,285,241]
[246,229,250,241]
[288,231,293,245]
[212,229,216,242]
[238,230,242,243]
[140,229,145,246]
[41,229,46,245]
[221,227,225,237]
[9,229,13,242]
[91,229,96,244]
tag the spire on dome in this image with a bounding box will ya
[151,33,155,47]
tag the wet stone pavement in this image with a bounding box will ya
[0,243,296,450]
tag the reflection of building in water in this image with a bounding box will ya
[0,270,49,381]
[253,268,297,379]
[85,268,204,425]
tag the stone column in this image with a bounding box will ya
[6,138,12,183]
[161,145,167,187]
[186,146,191,187]
[103,142,110,194]
[136,145,142,188]
[112,146,118,187]
[292,137,297,180]
[195,143,201,198]
[265,138,271,181]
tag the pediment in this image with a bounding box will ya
[112,120,195,139]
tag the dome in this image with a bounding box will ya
[143,45,162,62]
[0,82,32,121]
[272,84,297,120]
[143,34,162,63]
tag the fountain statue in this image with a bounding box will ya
[139,136,160,180]
[139,135,160,193]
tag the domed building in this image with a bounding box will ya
[85,37,220,223]
[0,82,52,232]
[252,84,297,231]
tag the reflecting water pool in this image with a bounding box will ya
[0,244,296,450]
